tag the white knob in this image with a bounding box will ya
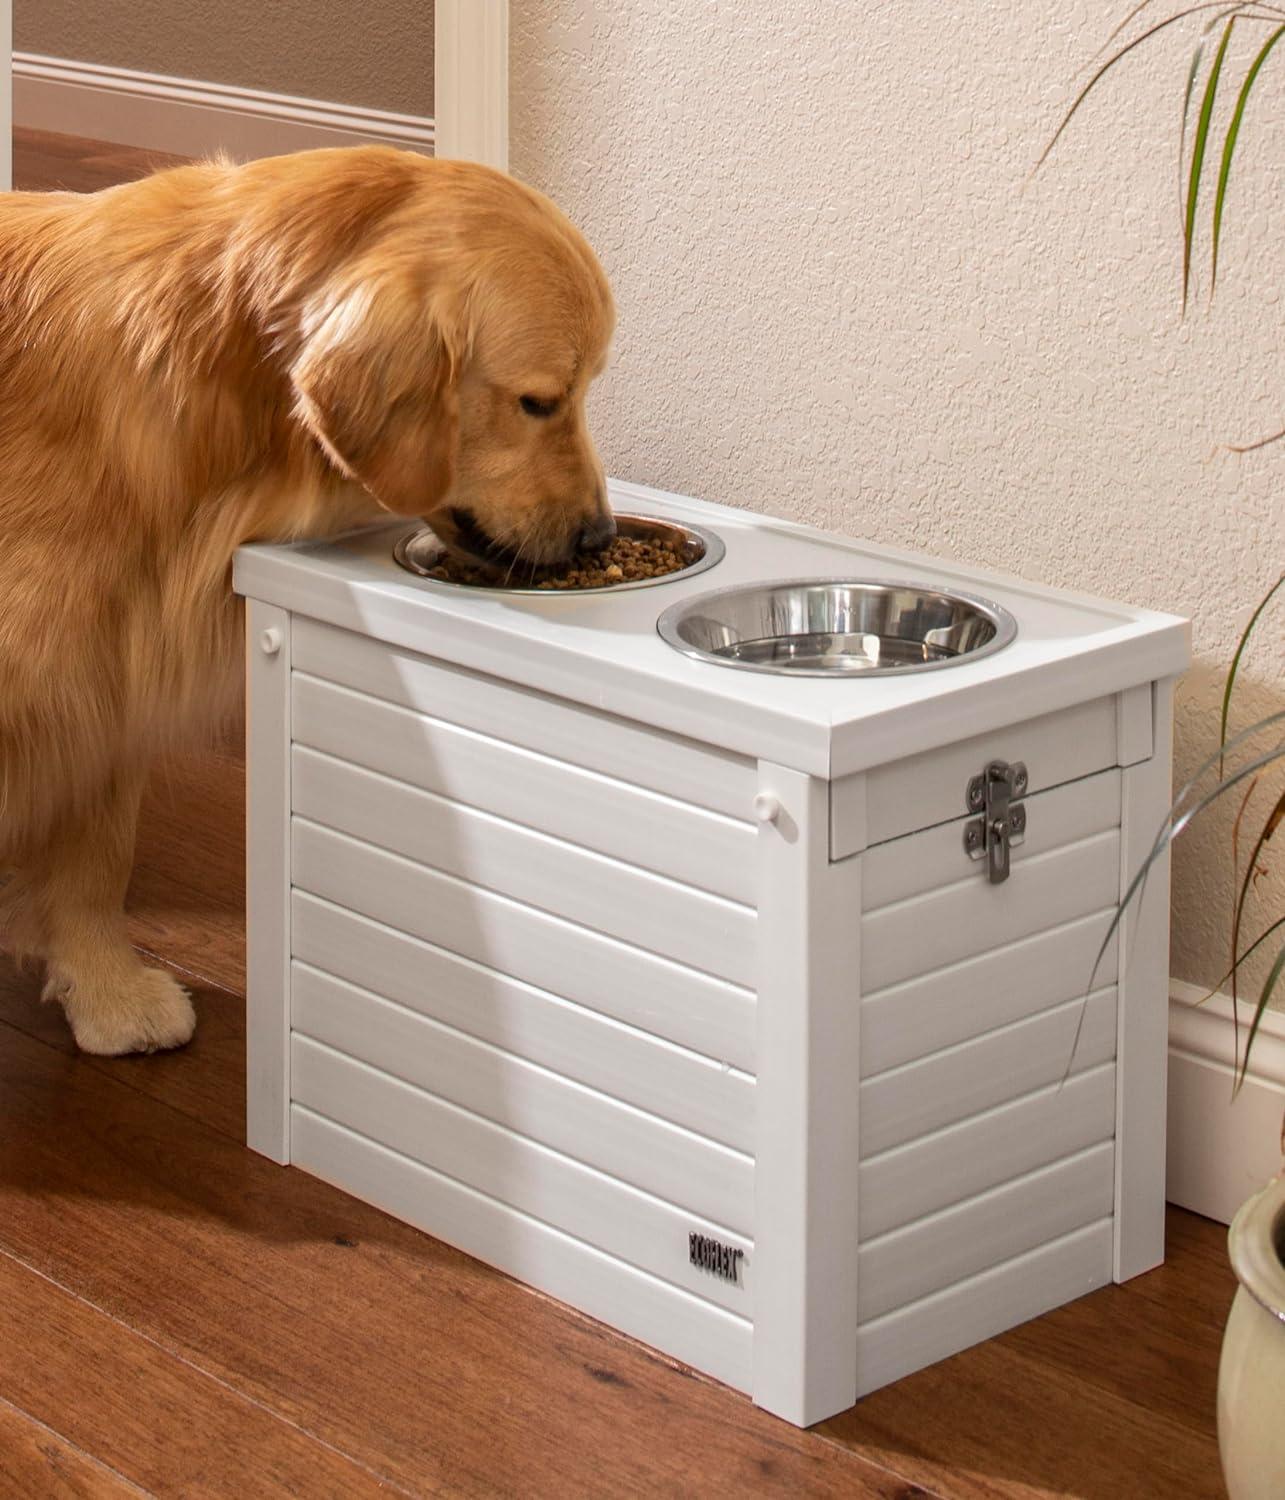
[752,792,781,825]
[260,627,283,656]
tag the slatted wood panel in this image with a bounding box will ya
[285,635,765,1409]
[292,893,754,1143]
[861,770,1121,910]
[293,618,757,819]
[858,1062,1117,1241]
[292,751,755,984]
[285,637,764,1407]
[291,821,756,1069]
[861,906,1119,1075]
[290,1036,753,1314]
[291,969,754,1232]
[292,672,755,902]
[855,1219,1115,1397]
[857,1141,1116,1320]
[291,1107,755,1393]
[859,986,1117,1157]
[832,692,1126,856]
[850,757,1126,1393]
[861,827,1121,993]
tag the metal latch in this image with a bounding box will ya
[964,760,1028,884]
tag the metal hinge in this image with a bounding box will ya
[963,760,1028,884]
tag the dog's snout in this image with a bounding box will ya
[577,509,617,554]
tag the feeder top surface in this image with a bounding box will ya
[233,478,1190,778]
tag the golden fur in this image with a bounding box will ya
[0,146,614,1053]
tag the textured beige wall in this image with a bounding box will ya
[512,3,1285,1000]
[14,0,433,114]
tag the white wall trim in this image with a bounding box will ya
[12,52,434,163]
[1167,980,1285,1226]
[434,0,508,169]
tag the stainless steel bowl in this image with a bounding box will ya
[656,578,1018,676]
[392,513,724,593]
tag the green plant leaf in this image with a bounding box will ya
[1085,715,1285,1000]
[1170,740,1285,845]
[1176,707,1285,829]
[1105,0,1172,52]
[1237,940,1285,1091]
[1062,724,1285,1084]
[1229,785,1284,1015]
[1197,914,1285,999]
[1181,33,1213,220]
[1220,573,1285,775]
[1105,0,1285,53]
[1035,2,1260,175]
[1212,23,1285,292]
[1185,17,1237,310]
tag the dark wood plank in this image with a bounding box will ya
[0,1015,925,1500]
[817,1209,1231,1500]
[820,1328,1225,1500]
[0,958,245,1145]
[1128,1208,1235,1337]
[0,736,248,1139]
[0,1397,145,1499]
[0,1252,397,1498]
[13,126,189,194]
[998,1237,1233,1439]
[130,744,246,995]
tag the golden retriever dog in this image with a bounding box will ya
[0,146,614,1055]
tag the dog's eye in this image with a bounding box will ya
[519,395,558,418]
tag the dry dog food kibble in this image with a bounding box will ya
[426,534,688,589]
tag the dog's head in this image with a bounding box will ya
[288,159,615,570]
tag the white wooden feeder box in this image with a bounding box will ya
[234,479,1189,1427]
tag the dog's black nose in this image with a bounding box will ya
[577,511,617,553]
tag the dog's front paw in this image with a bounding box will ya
[49,964,196,1056]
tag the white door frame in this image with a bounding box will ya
[0,3,501,191]
[434,0,508,171]
[1,0,12,189]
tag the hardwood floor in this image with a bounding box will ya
[13,127,189,192]
[1,125,1236,1497]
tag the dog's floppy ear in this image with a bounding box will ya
[290,269,463,517]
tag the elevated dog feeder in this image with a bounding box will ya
[234,479,1189,1427]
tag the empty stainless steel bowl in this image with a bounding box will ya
[392,513,724,593]
[656,579,1018,676]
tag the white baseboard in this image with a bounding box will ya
[1167,981,1285,1225]
[12,53,434,163]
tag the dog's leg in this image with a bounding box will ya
[34,769,196,1056]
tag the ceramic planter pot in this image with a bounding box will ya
[1219,1176,1285,1499]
